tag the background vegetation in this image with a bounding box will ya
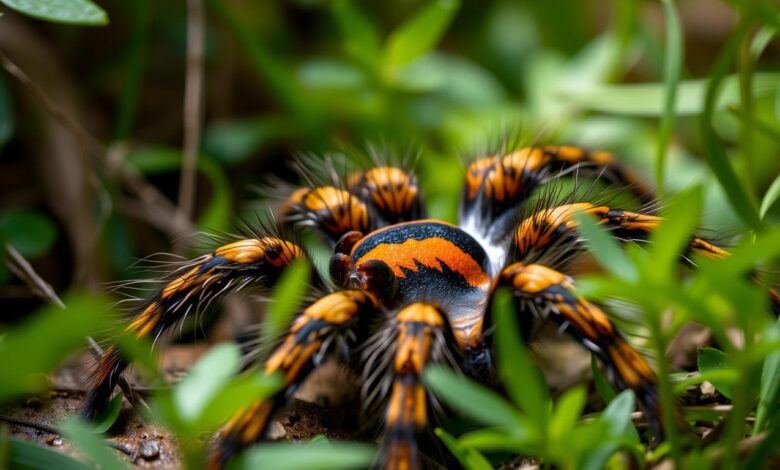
[0,0,779,468]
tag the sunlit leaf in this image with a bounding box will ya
[549,386,586,440]
[0,0,108,25]
[298,59,366,90]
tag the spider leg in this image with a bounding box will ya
[511,202,780,314]
[281,185,375,243]
[208,290,379,470]
[348,166,424,225]
[377,303,451,470]
[496,262,668,435]
[461,145,652,245]
[83,236,307,420]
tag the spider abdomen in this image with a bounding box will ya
[351,220,490,348]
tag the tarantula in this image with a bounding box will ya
[83,144,780,469]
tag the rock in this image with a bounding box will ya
[139,440,161,460]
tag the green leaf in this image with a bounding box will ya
[435,428,493,470]
[5,437,91,470]
[228,441,376,470]
[760,173,780,219]
[382,0,461,69]
[331,0,380,67]
[0,210,57,259]
[0,0,108,25]
[173,342,242,422]
[754,319,780,433]
[0,74,13,152]
[261,260,311,358]
[598,389,637,439]
[549,386,586,440]
[60,418,130,470]
[697,348,733,399]
[91,394,123,434]
[0,294,115,403]
[424,365,526,430]
[560,73,779,117]
[574,213,637,281]
[493,289,550,426]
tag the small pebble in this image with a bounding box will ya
[139,440,161,460]
[52,437,63,447]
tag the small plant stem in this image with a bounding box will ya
[647,314,682,467]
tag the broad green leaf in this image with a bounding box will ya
[580,390,639,470]
[574,213,637,281]
[228,441,376,470]
[331,0,380,67]
[697,348,733,399]
[656,0,683,191]
[261,259,311,358]
[598,389,637,439]
[126,147,232,232]
[0,0,108,25]
[173,342,242,422]
[560,73,779,117]
[0,294,114,403]
[0,210,57,259]
[760,173,780,219]
[435,429,493,470]
[0,74,13,152]
[424,365,526,430]
[60,418,130,470]
[5,437,91,470]
[493,289,550,426]
[549,386,586,440]
[382,0,461,69]
[457,427,532,452]
[754,319,780,433]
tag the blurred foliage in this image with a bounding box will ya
[0,0,779,468]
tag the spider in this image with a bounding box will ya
[82,144,780,469]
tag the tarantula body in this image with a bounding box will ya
[83,145,779,470]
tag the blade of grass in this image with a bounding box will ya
[656,0,683,194]
[700,20,763,231]
[574,212,637,281]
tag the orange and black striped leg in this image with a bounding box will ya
[378,303,448,470]
[209,290,378,470]
[497,263,664,435]
[348,167,424,225]
[512,202,728,269]
[281,185,375,243]
[83,237,306,420]
[461,145,652,244]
